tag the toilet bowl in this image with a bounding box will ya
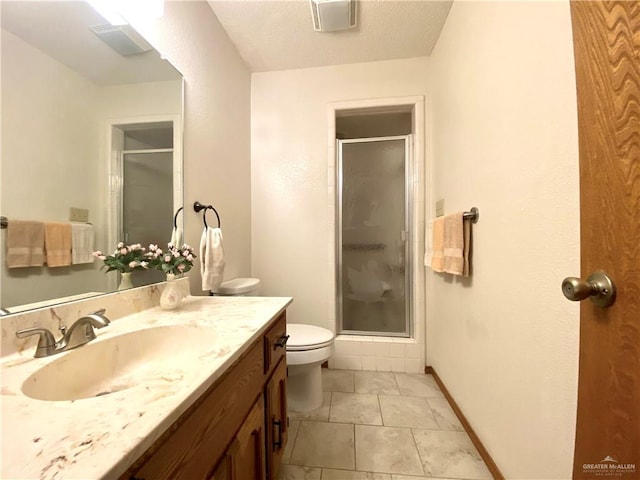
[286,324,335,412]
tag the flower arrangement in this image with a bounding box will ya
[147,243,196,275]
[92,242,148,273]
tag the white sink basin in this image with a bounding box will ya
[22,325,217,401]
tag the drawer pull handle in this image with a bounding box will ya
[273,419,283,450]
[274,334,289,350]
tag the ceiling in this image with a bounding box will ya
[1,1,180,86]
[206,0,453,72]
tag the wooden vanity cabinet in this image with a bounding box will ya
[210,396,266,480]
[123,312,288,480]
[265,357,288,480]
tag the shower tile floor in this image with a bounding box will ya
[277,370,493,480]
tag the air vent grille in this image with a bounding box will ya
[310,0,357,32]
[89,24,153,56]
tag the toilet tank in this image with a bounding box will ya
[211,278,260,296]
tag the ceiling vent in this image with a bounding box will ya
[310,0,357,32]
[89,24,153,56]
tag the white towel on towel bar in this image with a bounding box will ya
[200,226,225,291]
[170,225,183,248]
[71,223,95,264]
[424,220,433,267]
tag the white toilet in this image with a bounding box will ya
[286,323,334,412]
[211,278,335,413]
[210,277,260,296]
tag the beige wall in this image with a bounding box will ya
[428,2,580,478]
[132,1,252,294]
[251,57,429,331]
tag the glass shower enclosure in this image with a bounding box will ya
[337,135,412,336]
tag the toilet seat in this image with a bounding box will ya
[286,324,334,351]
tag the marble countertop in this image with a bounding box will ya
[1,295,292,480]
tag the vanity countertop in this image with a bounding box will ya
[0,295,292,480]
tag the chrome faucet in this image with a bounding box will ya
[63,309,110,349]
[15,309,110,358]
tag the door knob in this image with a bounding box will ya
[562,271,616,307]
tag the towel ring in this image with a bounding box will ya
[193,201,221,229]
[173,207,183,229]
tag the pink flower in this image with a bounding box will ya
[117,242,124,248]
[120,248,128,255]
[187,254,193,261]
[98,255,106,260]
[92,251,102,257]
[177,264,186,272]
[164,255,172,263]
[128,261,137,268]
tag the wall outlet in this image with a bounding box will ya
[69,207,89,223]
[435,198,445,217]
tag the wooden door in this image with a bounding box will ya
[265,359,288,480]
[570,2,640,477]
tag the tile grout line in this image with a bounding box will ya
[352,422,357,472]
[408,426,427,477]
[376,392,385,427]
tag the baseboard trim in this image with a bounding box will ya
[425,366,505,480]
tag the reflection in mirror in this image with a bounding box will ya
[0,1,184,314]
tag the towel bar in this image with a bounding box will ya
[173,207,183,228]
[193,201,221,229]
[463,207,479,223]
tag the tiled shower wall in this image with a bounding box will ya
[327,97,426,373]
[329,336,425,373]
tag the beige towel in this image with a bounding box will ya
[443,212,465,276]
[429,217,445,272]
[463,217,471,277]
[44,222,72,267]
[71,223,95,264]
[6,220,45,268]
[200,227,225,291]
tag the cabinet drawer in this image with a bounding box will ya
[263,312,288,376]
[126,339,264,480]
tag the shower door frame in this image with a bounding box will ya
[336,135,413,337]
[106,114,183,292]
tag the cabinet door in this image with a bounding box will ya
[265,359,288,480]
[210,396,266,480]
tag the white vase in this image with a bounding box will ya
[118,272,134,291]
[160,273,183,310]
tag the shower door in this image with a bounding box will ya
[119,123,175,287]
[337,135,412,336]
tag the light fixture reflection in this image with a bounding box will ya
[86,0,164,26]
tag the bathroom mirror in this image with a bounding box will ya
[0,1,184,314]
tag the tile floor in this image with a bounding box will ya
[277,370,492,480]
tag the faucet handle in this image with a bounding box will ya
[16,328,55,346]
[16,328,57,357]
[90,308,106,316]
